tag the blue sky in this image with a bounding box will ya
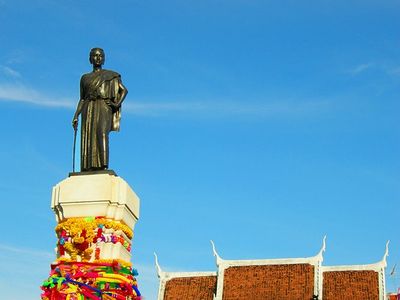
[0,0,399,299]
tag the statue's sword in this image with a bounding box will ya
[72,126,77,172]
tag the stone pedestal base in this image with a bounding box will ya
[41,173,142,299]
[51,173,140,228]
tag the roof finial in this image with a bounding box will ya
[382,240,390,266]
[316,235,327,259]
[210,240,222,265]
[154,252,162,277]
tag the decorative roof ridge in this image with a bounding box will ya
[210,237,326,267]
[322,240,390,272]
[210,240,223,266]
[159,271,217,280]
[155,253,217,300]
[314,235,326,262]
[154,252,216,281]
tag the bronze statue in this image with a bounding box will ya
[72,48,128,172]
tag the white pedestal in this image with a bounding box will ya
[51,173,140,261]
[51,174,140,228]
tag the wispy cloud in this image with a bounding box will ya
[347,62,400,77]
[348,63,373,75]
[124,98,333,118]
[0,244,55,300]
[0,243,53,259]
[135,263,158,281]
[0,83,74,108]
[388,66,400,75]
[0,65,21,78]
[134,262,176,299]
[0,83,333,118]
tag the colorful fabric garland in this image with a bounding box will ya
[41,260,141,300]
[56,217,132,261]
[42,216,141,298]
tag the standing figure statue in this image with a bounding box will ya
[72,48,128,172]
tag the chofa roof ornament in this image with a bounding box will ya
[381,240,390,267]
[154,252,163,278]
[210,240,223,265]
[316,235,327,259]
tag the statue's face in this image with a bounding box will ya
[90,49,105,67]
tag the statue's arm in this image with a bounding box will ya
[72,99,84,130]
[72,78,85,129]
[116,81,128,107]
[105,79,128,109]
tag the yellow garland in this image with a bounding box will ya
[55,217,133,261]
[56,217,133,239]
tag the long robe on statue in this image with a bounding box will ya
[80,69,121,171]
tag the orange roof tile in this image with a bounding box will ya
[222,264,315,300]
[323,270,379,300]
[163,275,217,300]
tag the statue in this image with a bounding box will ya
[72,48,128,172]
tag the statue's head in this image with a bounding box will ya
[89,48,105,67]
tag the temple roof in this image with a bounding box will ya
[155,238,389,300]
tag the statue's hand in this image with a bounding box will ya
[105,99,120,108]
[72,118,78,130]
